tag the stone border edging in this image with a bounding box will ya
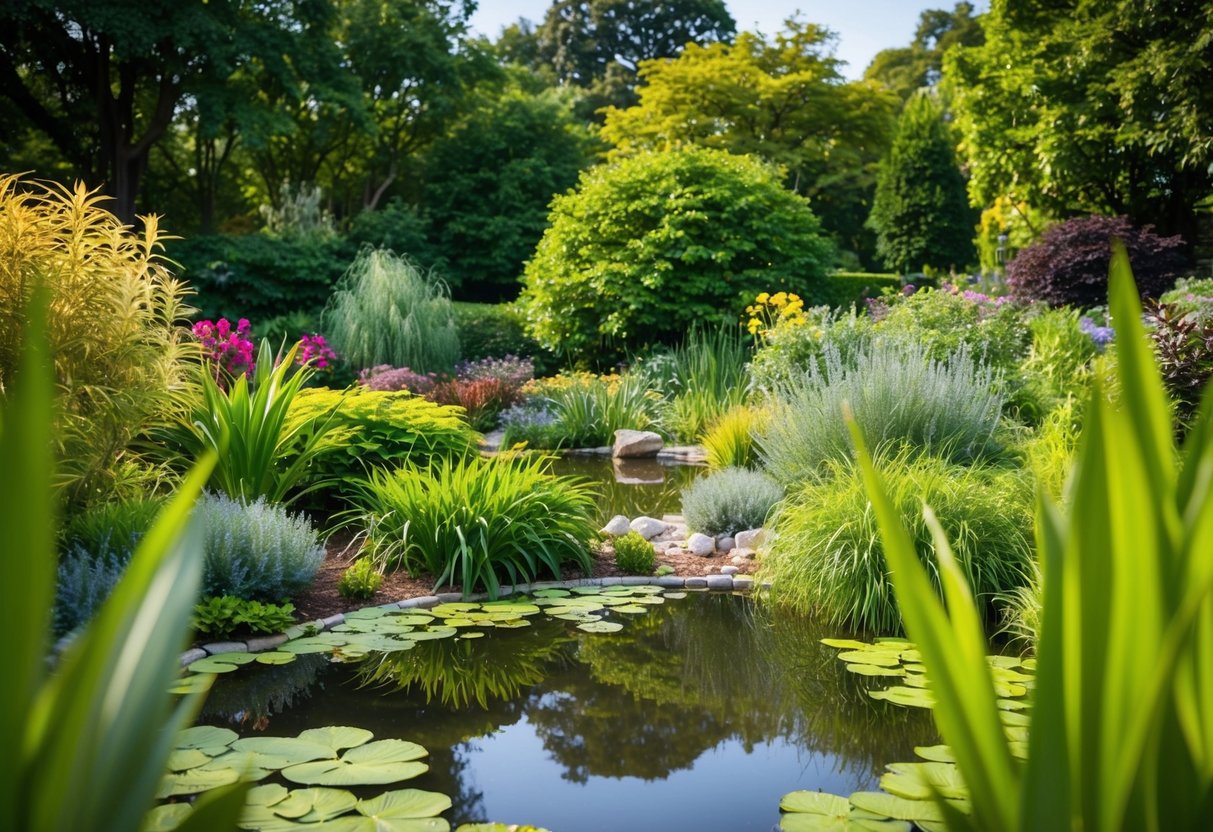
[178,575,770,667]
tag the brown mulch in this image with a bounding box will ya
[291,530,758,621]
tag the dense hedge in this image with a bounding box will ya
[817,272,901,308]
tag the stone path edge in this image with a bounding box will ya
[177,575,771,667]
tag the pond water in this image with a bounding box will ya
[200,593,937,831]
[547,455,705,523]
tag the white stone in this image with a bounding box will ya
[630,515,668,540]
[717,536,735,552]
[734,528,766,550]
[721,565,740,575]
[732,547,756,560]
[613,429,664,458]
[732,554,745,566]
[687,532,716,556]
[601,515,631,536]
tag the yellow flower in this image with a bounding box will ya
[755,292,770,304]
[771,291,788,307]
[747,318,761,334]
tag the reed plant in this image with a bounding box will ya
[322,248,458,374]
[761,453,1034,633]
[759,340,1004,486]
[851,249,1213,829]
[661,325,752,442]
[547,373,660,447]
[355,455,597,598]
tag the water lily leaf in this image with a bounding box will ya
[781,791,850,815]
[881,762,967,801]
[493,620,530,629]
[294,787,360,821]
[459,632,485,639]
[998,709,1031,726]
[996,698,1030,711]
[532,588,570,598]
[311,818,449,832]
[592,596,634,606]
[902,674,930,689]
[255,651,298,665]
[626,595,665,605]
[868,687,935,709]
[157,765,240,798]
[837,651,900,667]
[913,745,954,763]
[611,604,649,614]
[344,634,416,653]
[820,638,871,650]
[143,803,192,831]
[845,664,906,677]
[663,592,687,599]
[1022,657,1037,670]
[577,620,623,633]
[176,725,238,751]
[167,748,212,771]
[282,635,349,654]
[232,736,335,764]
[630,585,664,595]
[247,783,291,806]
[443,618,476,627]
[168,674,213,695]
[544,605,598,616]
[298,726,375,753]
[431,603,479,615]
[454,826,551,832]
[1004,725,1029,743]
[283,740,429,786]
[356,788,452,819]
[390,613,437,626]
[848,792,944,823]
[189,652,258,673]
[345,608,389,620]
[408,627,458,641]
[872,638,912,647]
[480,601,540,615]
[570,586,607,594]
[551,613,596,622]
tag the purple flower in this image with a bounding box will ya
[1079,316,1115,351]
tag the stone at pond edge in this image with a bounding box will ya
[179,648,207,668]
[601,515,631,536]
[246,634,288,652]
[202,641,247,655]
[733,576,755,590]
[630,516,668,540]
[685,577,709,589]
[734,528,766,550]
[687,533,716,556]
[706,575,734,591]
[612,429,663,458]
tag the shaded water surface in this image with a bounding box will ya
[202,593,937,831]
[546,456,705,523]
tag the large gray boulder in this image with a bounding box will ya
[630,516,668,540]
[613,429,663,458]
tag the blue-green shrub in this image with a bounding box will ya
[681,467,784,537]
[54,546,128,636]
[195,492,325,601]
[759,340,1004,485]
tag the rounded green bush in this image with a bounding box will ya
[681,467,784,537]
[612,531,656,575]
[760,455,1034,634]
[520,147,835,360]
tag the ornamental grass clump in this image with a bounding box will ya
[759,340,1004,486]
[760,454,1034,633]
[701,405,770,469]
[355,455,597,598]
[661,324,752,442]
[546,373,660,447]
[194,492,325,601]
[682,467,784,537]
[322,248,459,373]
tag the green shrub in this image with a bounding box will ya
[322,248,459,374]
[681,467,783,537]
[759,340,1005,486]
[702,406,769,469]
[60,496,165,555]
[0,174,195,507]
[748,305,875,393]
[761,455,1034,633]
[1007,307,1098,423]
[193,596,297,639]
[338,558,384,601]
[288,387,478,495]
[167,231,349,322]
[195,492,325,601]
[817,272,902,308]
[612,531,656,575]
[546,374,660,447]
[355,455,597,598]
[1160,275,1213,320]
[452,301,551,371]
[660,325,752,443]
[521,147,834,361]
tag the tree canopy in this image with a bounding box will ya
[864,2,984,104]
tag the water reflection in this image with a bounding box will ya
[201,594,937,831]
[547,456,703,522]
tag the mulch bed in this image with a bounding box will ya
[292,531,758,621]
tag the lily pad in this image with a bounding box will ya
[357,788,453,819]
[298,726,375,753]
[166,748,212,772]
[848,792,945,823]
[188,654,257,674]
[837,651,900,667]
[157,765,240,798]
[820,638,871,650]
[246,783,291,806]
[232,736,335,764]
[408,627,458,642]
[312,818,450,832]
[143,803,192,831]
[781,791,850,815]
[459,632,486,639]
[532,588,571,598]
[281,635,350,654]
[844,664,906,678]
[663,592,687,599]
[913,745,955,763]
[168,674,213,695]
[881,762,967,801]
[283,740,429,786]
[255,651,298,665]
[611,604,649,614]
[175,725,237,751]
[345,607,390,620]
[576,620,623,633]
[868,686,935,709]
[295,787,361,822]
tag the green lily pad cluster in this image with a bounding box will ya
[174,585,684,692]
[778,638,1039,830]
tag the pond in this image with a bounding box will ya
[198,592,937,831]
[546,455,705,523]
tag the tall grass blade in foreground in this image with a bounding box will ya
[850,247,1213,830]
[1,291,245,831]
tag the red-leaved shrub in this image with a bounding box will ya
[1006,216,1188,308]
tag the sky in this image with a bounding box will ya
[468,1,989,80]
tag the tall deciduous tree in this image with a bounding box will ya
[0,0,316,223]
[944,0,1213,245]
[867,93,976,273]
[864,2,984,104]
[600,20,898,267]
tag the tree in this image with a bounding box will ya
[520,147,835,361]
[0,0,318,223]
[944,0,1213,246]
[863,3,984,104]
[599,21,898,267]
[422,83,596,300]
[867,94,976,273]
[537,0,735,113]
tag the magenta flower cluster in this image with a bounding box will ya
[193,318,255,377]
[298,334,337,369]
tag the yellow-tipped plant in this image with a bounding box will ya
[701,405,769,469]
[849,246,1213,830]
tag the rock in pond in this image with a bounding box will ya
[613,429,663,458]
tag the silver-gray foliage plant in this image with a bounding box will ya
[681,467,784,537]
